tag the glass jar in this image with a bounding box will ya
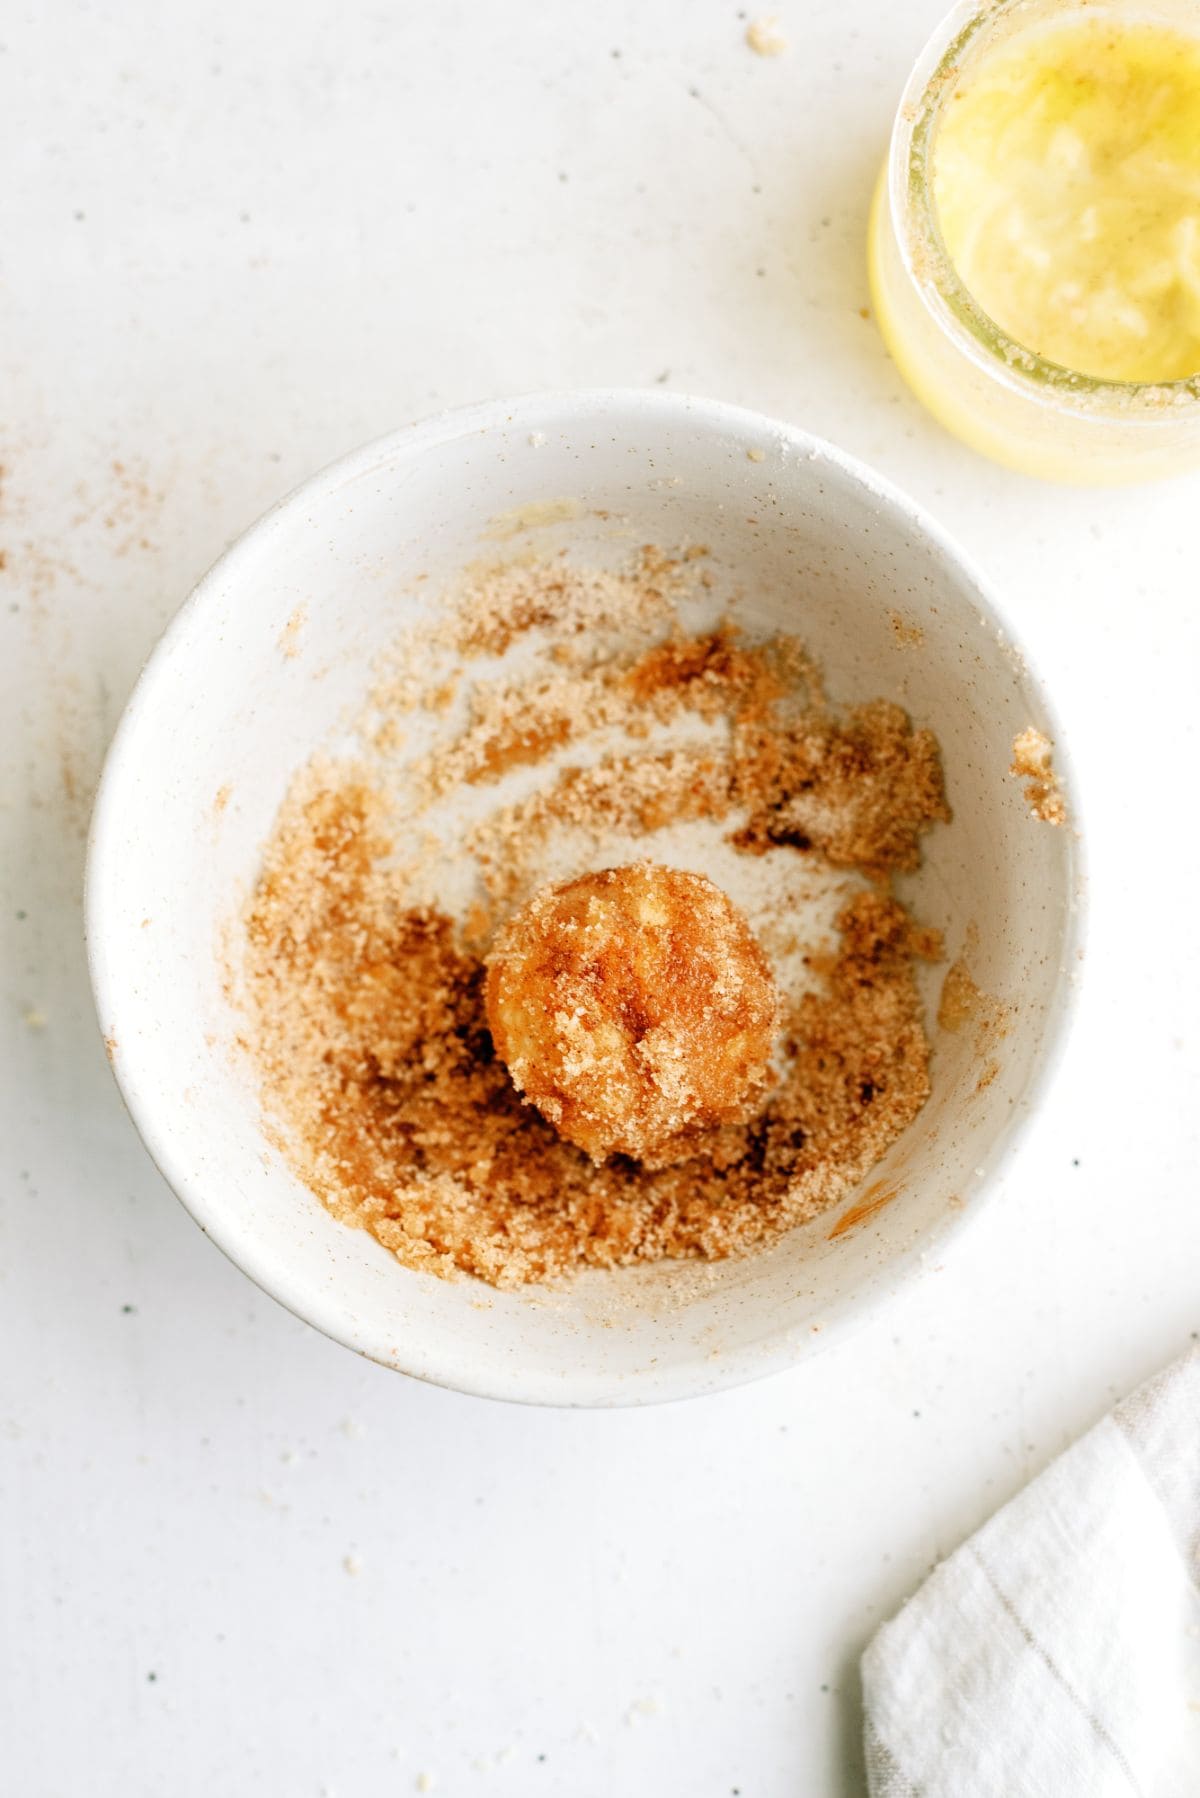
[868,0,1200,483]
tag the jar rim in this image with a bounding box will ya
[889,0,1200,417]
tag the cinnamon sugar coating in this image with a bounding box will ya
[485,864,778,1165]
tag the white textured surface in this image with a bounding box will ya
[2,2,1198,1794]
[864,1352,1200,1797]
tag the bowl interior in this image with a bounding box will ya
[87,393,1081,1404]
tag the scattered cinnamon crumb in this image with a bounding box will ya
[746,16,788,56]
[731,701,949,873]
[447,552,679,657]
[887,609,925,648]
[1010,727,1066,825]
[937,959,982,1033]
[463,707,574,784]
[372,715,406,754]
[424,677,458,716]
[239,556,950,1288]
[483,497,581,541]
[624,627,785,720]
[213,784,232,816]
[278,605,307,660]
[938,956,1008,1058]
[461,899,492,949]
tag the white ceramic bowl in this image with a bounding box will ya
[86,391,1083,1406]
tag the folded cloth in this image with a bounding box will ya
[862,1348,1200,1797]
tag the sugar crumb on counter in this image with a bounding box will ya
[746,16,788,56]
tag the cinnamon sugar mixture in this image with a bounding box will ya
[241,552,950,1287]
[1010,726,1067,826]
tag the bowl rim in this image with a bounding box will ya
[84,386,1088,1406]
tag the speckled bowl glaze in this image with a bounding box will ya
[86,391,1084,1405]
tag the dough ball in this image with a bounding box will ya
[485,862,778,1164]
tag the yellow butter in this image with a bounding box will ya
[932,20,1200,384]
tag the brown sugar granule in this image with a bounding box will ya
[731,701,950,873]
[469,748,735,915]
[1010,726,1066,825]
[937,959,984,1033]
[623,627,785,722]
[463,707,575,784]
[449,550,683,657]
[427,667,606,793]
[485,864,778,1164]
[887,608,925,649]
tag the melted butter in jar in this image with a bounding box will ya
[933,20,1200,383]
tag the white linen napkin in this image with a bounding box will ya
[862,1348,1200,1797]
